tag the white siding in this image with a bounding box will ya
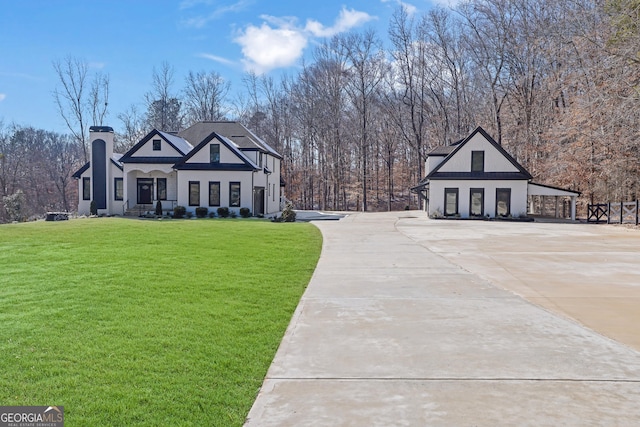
[136,137,183,157]
[425,155,446,175]
[438,133,519,173]
[429,180,528,218]
[176,170,254,214]
[186,139,244,164]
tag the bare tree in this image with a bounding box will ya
[183,70,230,125]
[117,104,148,152]
[53,56,110,162]
[145,62,183,131]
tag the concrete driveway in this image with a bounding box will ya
[245,211,640,426]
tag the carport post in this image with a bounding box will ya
[570,196,576,221]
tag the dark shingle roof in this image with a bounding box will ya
[427,145,456,156]
[178,121,282,159]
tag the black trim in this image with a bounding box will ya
[496,188,511,217]
[427,172,530,180]
[469,188,484,217]
[173,162,256,171]
[208,181,221,206]
[114,177,123,201]
[72,162,90,178]
[157,178,167,201]
[229,182,241,207]
[110,158,124,171]
[92,139,107,209]
[189,181,200,206]
[119,129,190,162]
[173,131,259,171]
[444,188,459,216]
[90,126,114,133]
[529,182,581,195]
[120,156,183,164]
[426,127,532,180]
[471,151,484,172]
[82,177,91,200]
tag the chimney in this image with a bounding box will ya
[89,126,114,212]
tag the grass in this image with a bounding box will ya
[0,217,322,426]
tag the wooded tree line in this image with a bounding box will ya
[1,0,638,222]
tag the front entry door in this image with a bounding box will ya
[254,187,265,216]
[137,178,154,204]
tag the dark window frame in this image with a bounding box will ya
[469,188,484,217]
[153,139,161,151]
[82,177,91,200]
[114,177,123,201]
[208,181,221,207]
[189,181,200,206]
[229,182,241,207]
[471,150,484,173]
[157,178,167,201]
[210,144,220,164]
[444,187,459,216]
[495,188,512,217]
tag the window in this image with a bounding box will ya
[496,188,511,217]
[209,181,220,206]
[444,188,458,216]
[189,181,200,206]
[210,144,220,163]
[157,178,167,200]
[114,178,123,201]
[471,151,484,172]
[258,152,263,167]
[469,188,484,216]
[229,182,241,207]
[82,177,91,200]
[153,139,161,151]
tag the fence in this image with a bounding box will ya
[587,201,640,224]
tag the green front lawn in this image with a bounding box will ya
[0,218,322,426]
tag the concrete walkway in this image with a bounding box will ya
[245,212,640,426]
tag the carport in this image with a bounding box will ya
[527,183,580,221]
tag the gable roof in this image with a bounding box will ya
[72,154,123,178]
[119,129,193,163]
[426,126,532,180]
[173,131,260,171]
[178,121,283,159]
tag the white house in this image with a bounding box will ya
[73,122,283,216]
[412,126,580,220]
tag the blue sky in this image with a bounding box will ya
[0,0,455,134]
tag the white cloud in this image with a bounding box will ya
[380,0,417,16]
[235,22,308,74]
[197,53,235,66]
[234,7,374,74]
[0,94,6,102]
[305,7,376,38]
[88,62,105,69]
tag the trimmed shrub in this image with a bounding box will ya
[186,211,193,219]
[173,205,186,219]
[90,200,98,216]
[155,200,163,216]
[239,207,251,218]
[208,211,216,218]
[281,201,296,222]
[217,207,229,218]
[230,210,237,218]
[195,207,208,218]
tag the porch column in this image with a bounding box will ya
[570,196,577,221]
